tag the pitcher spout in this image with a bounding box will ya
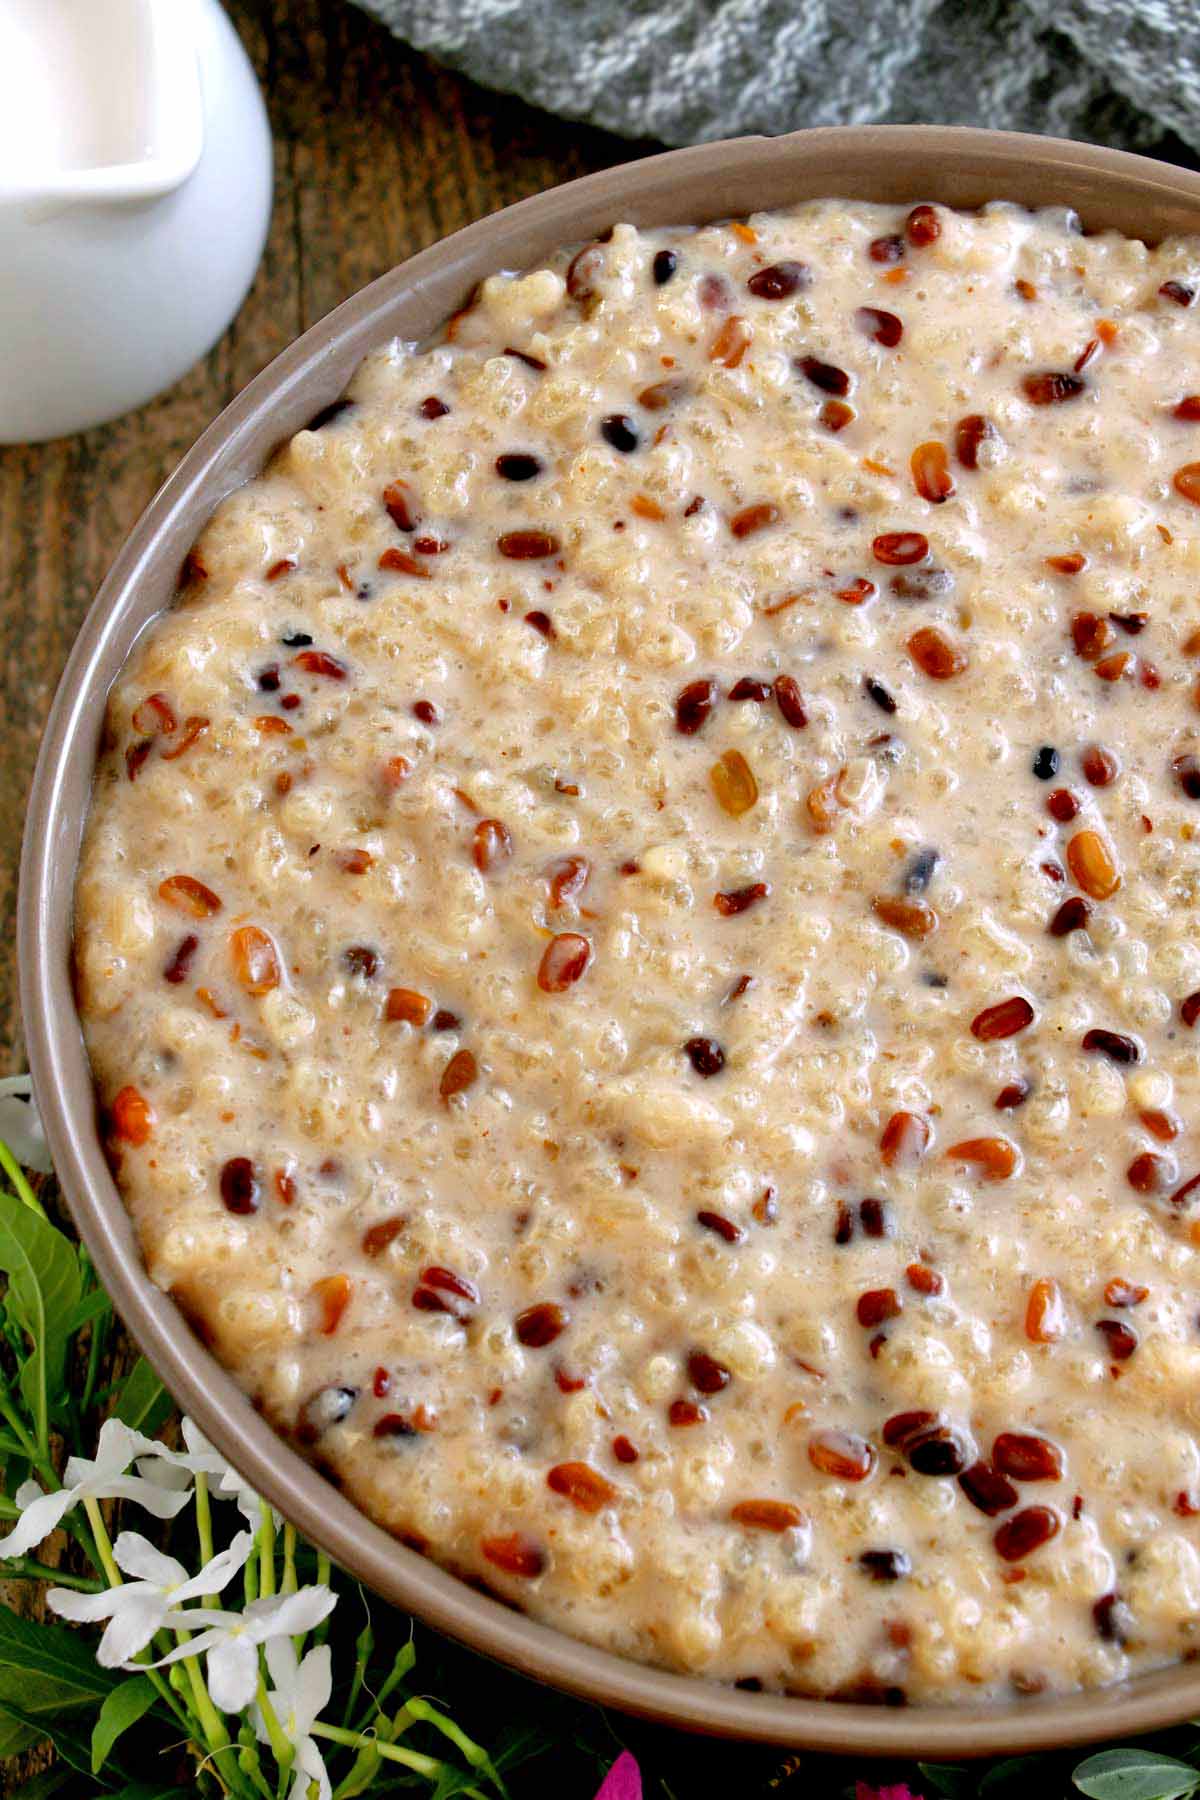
[0,0,203,207]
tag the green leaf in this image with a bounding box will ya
[110,1357,171,1437]
[0,1191,81,1449]
[92,1675,160,1775]
[981,1756,1052,1795]
[0,1708,40,1758]
[0,1699,101,1779]
[9,1767,74,1800]
[918,1767,974,1800]
[1074,1749,1200,1800]
[61,1287,113,1339]
[0,1606,118,1709]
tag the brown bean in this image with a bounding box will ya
[994,1506,1061,1561]
[546,1462,617,1513]
[537,934,592,993]
[971,996,1035,1040]
[993,1432,1064,1482]
[808,1429,876,1481]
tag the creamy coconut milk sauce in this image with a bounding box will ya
[75,200,1200,1701]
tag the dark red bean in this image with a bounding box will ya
[1173,752,1200,799]
[872,531,928,565]
[995,1079,1031,1111]
[669,1398,709,1426]
[684,1037,725,1077]
[797,355,851,397]
[1049,896,1092,937]
[219,1156,260,1215]
[857,1288,901,1327]
[343,945,379,979]
[994,1506,1061,1561]
[601,414,639,453]
[971,996,1035,1040]
[992,1432,1063,1481]
[714,882,770,917]
[1093,1592,1133,1644]
[652,249,678,285]
[773,674,807,728]
[1081,1029,1141,1065]
[1047,788,1080,823]
[855,307,903,348]
[728,676,772,702]
[883,1409,938,1449]
[688,1349,732,1393]
[1182,991,1200,1027]
[906,1427,971,1477]
[869,234,905,264]
[164,934,199,984]
[905,204,940,247]
[747,261,810,299]
[496,453,542,481]
[859,1549,911,1581]
[959,1460,1019,1516]
[954,414,999,470]
[1160,279,1196,307]
[1127,1152,1175,1194]
[1022,372,1086,405]
[859,1197,891,1238]
[696,1210,745,1244]
[1096,1319,1138,1360]
[497,531,560,560]
[675,677,719,735]
[515,1302,569,1348]
[419,396,449,420]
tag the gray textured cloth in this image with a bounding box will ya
[353,0,1200,153]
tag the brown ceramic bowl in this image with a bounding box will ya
[20,125,1200,1757]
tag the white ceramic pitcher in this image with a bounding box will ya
[0,0,273,443]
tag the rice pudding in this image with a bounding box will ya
[75,198,1200,1702]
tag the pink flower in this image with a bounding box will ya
[595,1752,642,1800]
[855,1784,920,1800]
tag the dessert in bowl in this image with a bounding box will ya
[27,127,1200,1753]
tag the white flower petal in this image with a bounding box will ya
[0,1083,52,1173]
[134,1624,230,1672]
[205,1632,260,1714]
[292,1734,332,1800]
[262,1633,298,1696]
[46,1586,123,1624]
[245,1586,336,1644]
[133,1456,194,1493]
[172,1529,253,1603]
[95,1591,166,1667]
[0,1485,75,1557]
[293,1644,332,1735]
[96,1474,192,1520]
[112,1531,188,1589]
[13,1480,43,1508]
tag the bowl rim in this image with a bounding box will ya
[20,122,1200,1758]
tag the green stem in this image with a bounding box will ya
[81,1307,110,1420]
[2,1555,102,1590]
[255,1673,294,1780]
[258,1502,276,1599]
[310,1722,447,1780]
[281,1522,297,1596]
[196,1472,215,1579]
[0,1140,47,1219]
[404,1697,495,1784]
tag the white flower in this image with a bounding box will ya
[0,1419,190,1557]
[135,1416,277,1531]
[47,1529,253,1664]
[0,1074,52,1174]
[139,1584,336,1713]
[254,1638,332,1800]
